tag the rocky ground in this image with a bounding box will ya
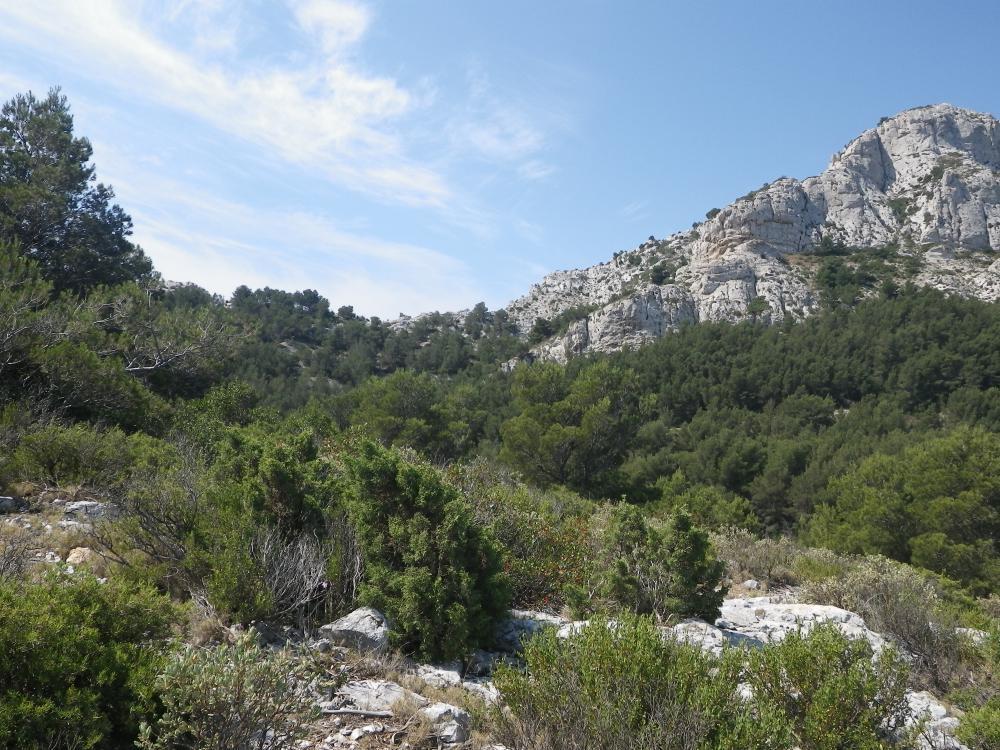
[1,493,979,750]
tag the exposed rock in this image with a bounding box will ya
[63,500,108,518]
[65,547,97,567]
[0,496,24,514]
[415,663,500,702]
[905,691,968,750]
[420,702,471,744]
[318,607,391,654]
[715,597,890,652]
[494,609,565,652]
[334,679,424,714]
[505,104,1000,361]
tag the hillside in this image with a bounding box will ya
[1,89,998,750]
[506,104,1000,361]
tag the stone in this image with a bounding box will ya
[335,680,426,714]
[420,702,471,745]
[742,579,760,590]
[905,691,968,750]
[65,547,97,567]
[317,607,391,653]
[63,500,108,518]
[494,609,566,652]
[0,496,23,514]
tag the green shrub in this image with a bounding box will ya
[492,614,790,750]
[466,480,592,610]
[956,697,1000,750]
[345,440,510,661]
[578,505,725,622]
[10,422,131,487]
[801,557,963,690]
[0,574,178,749]
[744,622,911,750]
[138,633,313,750]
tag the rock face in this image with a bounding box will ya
[506,104,1000,361]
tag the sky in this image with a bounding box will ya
[1,1,999,318]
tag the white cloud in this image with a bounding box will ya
[90,143,485,315]
[291,0,370,54]
[0,0,450,206]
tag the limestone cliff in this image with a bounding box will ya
[506,104,1000,362]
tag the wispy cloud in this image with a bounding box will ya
[0,0,450,207]
[449,66,555,181]
[90,140,485,316]
[620,199,650,221]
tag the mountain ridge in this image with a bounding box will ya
[503,103,1000,362]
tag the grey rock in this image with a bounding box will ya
[335,679,425,713]
[420,702,471,744]
[64,500,108,518]
[318,607,391,654]
[494,609,566,652]
[0,497,24,514]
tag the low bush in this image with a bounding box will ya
[801,557,963,690]
[956,697,1000,750]
[710,527,800,586]
[0,526,30,581]
[138,633,313,750]
[345,440,510,661]
[744,622,911,750]
[582,505,725,622]
[492,614,789,750]
[457,462,593,610]
[0,574,178,749]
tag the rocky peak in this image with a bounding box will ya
[506,104,1000,362]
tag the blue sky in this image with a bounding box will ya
[1,1,999,317]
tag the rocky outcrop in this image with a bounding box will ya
[506,104,1000,361]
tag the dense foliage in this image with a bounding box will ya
[0,575,177,749]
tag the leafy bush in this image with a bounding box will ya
[10,422,131,487]
[576,505,725,622]
[461,472,592,610]
[345,440,510,660]
[744,622,911,750]
[492,614,789,750]
[0,574,177,749]
[956,697,1000,750]
[138,633,313,750]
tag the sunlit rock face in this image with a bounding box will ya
[506,104,1000,362]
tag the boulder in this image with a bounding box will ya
[420,702,471,745]
[905,691,968,750]
[494,609,566,652]
[318,607,391,653]
[65,547,97,567]
[0,496,24,514]
[63,500,108,518]
[335,679,425,714]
